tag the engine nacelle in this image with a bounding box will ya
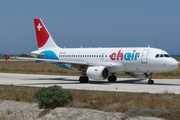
[128,72,149,78]
[86,66,110,80]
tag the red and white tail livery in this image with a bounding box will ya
[34,18,59,50]
[11,18,179,84]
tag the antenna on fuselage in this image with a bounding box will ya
[148,45,150,48]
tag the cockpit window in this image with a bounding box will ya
[155,54,159,58]
[155,54,171,58]
[164,54,171,57]
[160,54,164,57]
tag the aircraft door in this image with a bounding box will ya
[141,50,149,63]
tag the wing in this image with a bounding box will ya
[11,57,113,68]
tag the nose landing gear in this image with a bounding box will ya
[147,74,154,84]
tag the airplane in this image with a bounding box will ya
[10,18,179,84]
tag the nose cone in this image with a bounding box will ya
[169,58,179,71]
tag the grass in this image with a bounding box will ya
[0,61,82,76]
[0,85,180,119]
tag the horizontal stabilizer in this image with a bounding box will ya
[11,51,45,58]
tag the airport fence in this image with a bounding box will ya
[0,109,141,120]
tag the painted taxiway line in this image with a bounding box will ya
[0,73,180,94]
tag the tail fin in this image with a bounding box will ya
[34,18,59,50]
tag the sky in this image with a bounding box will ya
[0,1,180,55]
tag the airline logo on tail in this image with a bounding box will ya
[37,23,42,31]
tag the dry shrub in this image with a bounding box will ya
[154,109,171,117]
[126,107,171,118]
[37,108,51,118]
[126,107,154,117]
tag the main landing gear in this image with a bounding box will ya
[79,76,89,83]
[108,74,117,82]
[148,74,154,84]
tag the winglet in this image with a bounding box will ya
[4,54,9,61]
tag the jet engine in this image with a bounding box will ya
[86,66,110,80]
[127,72,149,78]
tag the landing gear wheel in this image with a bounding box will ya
[79,76,89,83]
[148,79,154,84]
[108,75,117,82]
[147,73,154,84]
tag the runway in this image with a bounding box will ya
[0,73,180,94]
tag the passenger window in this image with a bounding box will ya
[155,54,159,58]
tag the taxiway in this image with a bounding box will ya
[0,73,180,94]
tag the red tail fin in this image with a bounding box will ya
[4,54,9,61]
[34,18,50,48]
[34,18,59,50]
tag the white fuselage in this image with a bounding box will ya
[32,47,178,74]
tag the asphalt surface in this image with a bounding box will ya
[0,73,180,94]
